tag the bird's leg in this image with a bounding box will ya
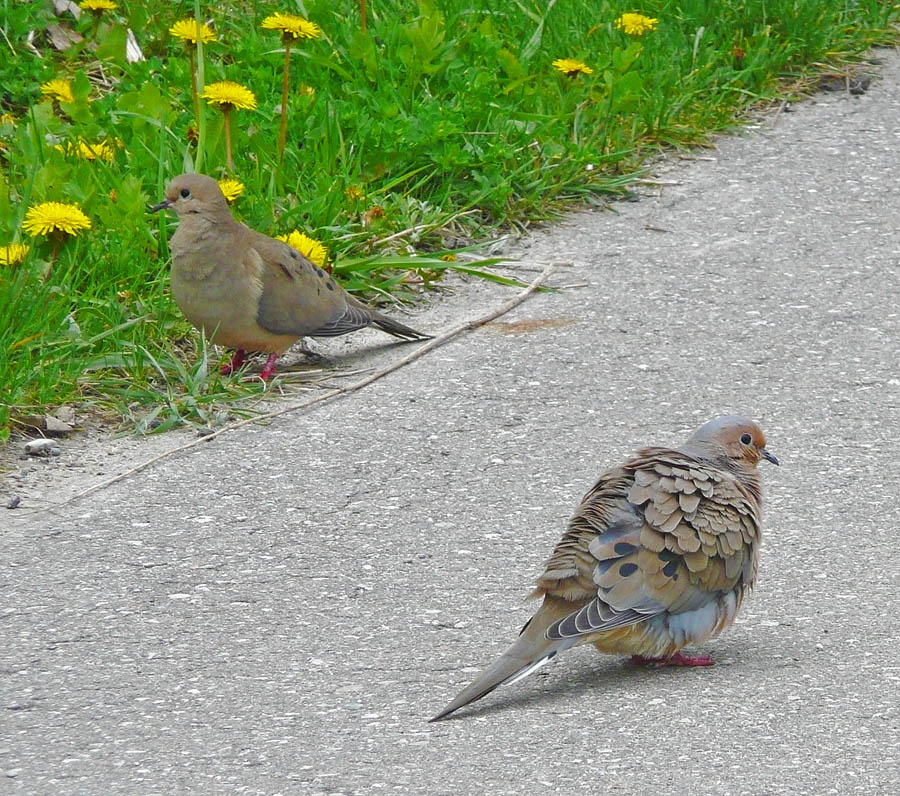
[259,353,279,381]
[630,651,715,667]
[221,349,246,375]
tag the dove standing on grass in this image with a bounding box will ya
[432,416,778,721]
[151,173,430,381]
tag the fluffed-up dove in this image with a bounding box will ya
[431,415,778,721]
[151,174,430,380]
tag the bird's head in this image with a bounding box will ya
[681,415,778,470]
[150,173,229,218]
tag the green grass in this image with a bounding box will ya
[1,0,898,439]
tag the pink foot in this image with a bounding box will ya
[221,349,246,375]
[630,651,715,667]
[259,353,279,381]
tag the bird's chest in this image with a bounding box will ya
[170,224,222,281]
[169,233,264,342]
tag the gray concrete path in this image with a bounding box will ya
[4,50,900,796]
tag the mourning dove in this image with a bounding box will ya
[431,416,778,721]
[151,174,430,380]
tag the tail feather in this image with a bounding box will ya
[429,648,558,723]
[348,295,431,341]
[430,597,580,722]
[371,311,432,341]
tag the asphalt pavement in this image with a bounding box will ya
[3,50,900,795]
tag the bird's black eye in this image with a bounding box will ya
[740,433,753,445]
[180,188,191,198]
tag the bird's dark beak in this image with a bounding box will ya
[150,198,172,213]
[761,448,779,466]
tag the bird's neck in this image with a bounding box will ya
[170,215,236,279]
[732,463,762,504]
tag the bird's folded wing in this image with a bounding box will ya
[536,449,762,641]
[253,235,373,337]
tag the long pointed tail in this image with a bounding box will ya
[430,597,578,722]
[342,290,432,340]
[371,310,432,341]
[348,295,431,341]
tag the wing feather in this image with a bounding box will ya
[533,448,763,644]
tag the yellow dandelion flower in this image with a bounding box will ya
[218,178,245,202]
[345,185,365,201]
[263,14,321,163]
[201,81,257,111]
[22,202,91,237]
[261,12,322,41]
[83,140,116,161]
[298,83,316,97]
[614,13,659,36]
[54,139,116,162]
[0,113,15,127]
[276,230,327,267]
[41,78,75,104]
[552,58,594,78]
[440,253,457,262]
[203,83,255,170]
[0,243,30,266]
[79,0,117,11]
[169,18,217,45]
